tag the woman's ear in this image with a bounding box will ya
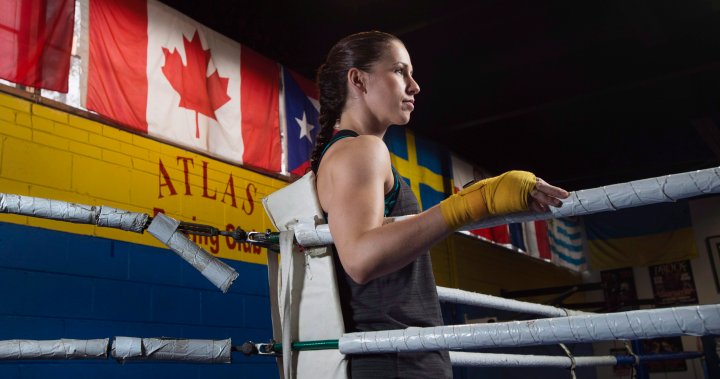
[347,68,367,96]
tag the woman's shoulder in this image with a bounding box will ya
[322,134,390,172]
[332,134,388,156]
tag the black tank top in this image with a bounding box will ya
[314,130,452,378]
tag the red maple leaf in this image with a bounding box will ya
[162,30,231,139]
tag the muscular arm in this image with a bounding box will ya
[317,136,452,284]
[317,136,569,285]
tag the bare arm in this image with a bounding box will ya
[317,136,451,284]
[317,136,569,285]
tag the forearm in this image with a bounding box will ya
[334,205,451,284]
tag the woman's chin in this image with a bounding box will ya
[395,115,412,125]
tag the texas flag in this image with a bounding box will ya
[283,66,319,176]
[86,0,280,172]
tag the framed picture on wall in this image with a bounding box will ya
[706,235,720,293]
[600,267,638,311]
[648,260,698,306]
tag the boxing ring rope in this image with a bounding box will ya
[436,286,588,317]
[448,351,704,368]
[0,337,706,369]
[0,339,109,360]
[0,337,231,363]
[0,194,148,233]
[292,166,720,247]
[339,304,720,354]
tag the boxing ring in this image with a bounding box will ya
[1,167,720,378]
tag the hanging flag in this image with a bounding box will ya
[522,220,552,260]
[86,0,280,172]
[547,217,586,271]
[584,200,697,270]
[449,153,512,245]
[384,126,449,210]
[0,0,75,92]
[283,66,319,176]
[508,223,525,251]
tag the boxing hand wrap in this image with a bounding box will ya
[439,170,537,230]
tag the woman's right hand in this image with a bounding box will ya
[439,170,568,230]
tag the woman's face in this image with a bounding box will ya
[363,40,420,126]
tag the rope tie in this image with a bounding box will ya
[559,343,577,379]
[623,340,639,379]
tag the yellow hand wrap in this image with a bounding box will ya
[439,170,537,230]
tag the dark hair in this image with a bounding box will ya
[310,31,401,173]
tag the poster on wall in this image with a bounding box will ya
[641,337,687,373]
[601,267,638,311]
[648,260,698,306]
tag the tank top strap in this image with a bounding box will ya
[321,129,359,157]
[384,166,401,217]
[311,129,359,174]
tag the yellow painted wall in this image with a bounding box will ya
[431,233,586,304]
[0,92,285,265]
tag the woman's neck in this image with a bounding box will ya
[339,108,387,139]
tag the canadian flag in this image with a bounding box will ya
[86,0,280,172]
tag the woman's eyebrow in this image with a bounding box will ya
[394,62,414,73]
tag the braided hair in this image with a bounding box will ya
[310,31,400,173]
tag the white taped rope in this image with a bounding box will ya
[0,193,148,232]
[436,287,587,317]
[147,213,238,293]
[297,166,720,246]
[464,165,720,230]
[449,351,704,368]
[111,337,231,363]
[0,339,109,360]
[449,351,617,368]
[339,304,720,354]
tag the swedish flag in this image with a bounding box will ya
[384,127,451,210]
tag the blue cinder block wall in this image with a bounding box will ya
[0,222,279,378]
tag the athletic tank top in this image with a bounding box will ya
[313,130,452,378]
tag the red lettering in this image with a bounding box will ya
[221,174,238,208]
[202,161,217,200]
[177,156,194,195]
[209,235,219,254]
[158,159,177,199]
[225,223,237,249]
[242,182,256,215]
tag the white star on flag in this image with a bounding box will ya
[295,111,315,142]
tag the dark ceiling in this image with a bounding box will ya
[159,0,720,191]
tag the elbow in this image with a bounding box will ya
[344,262,373,285]
[339,253,374,285]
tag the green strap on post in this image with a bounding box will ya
[273,339,339,353]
